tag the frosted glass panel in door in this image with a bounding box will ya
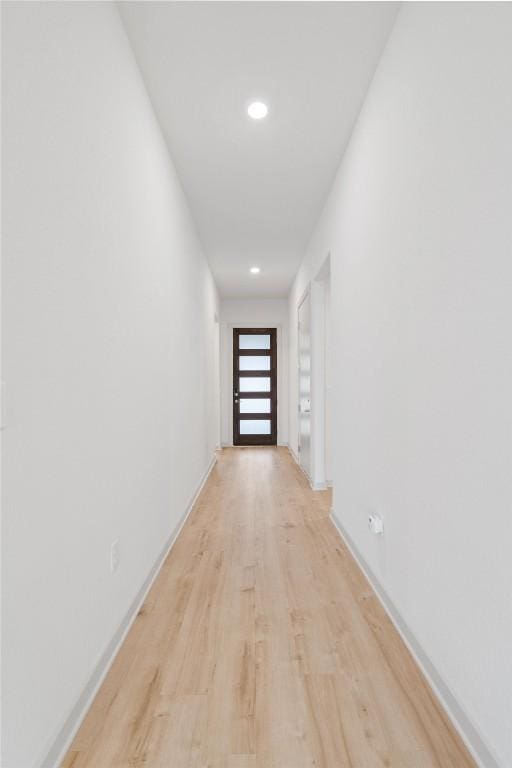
[239,398,271,414]
[239,334,270,349]
[240,420,271,435]
[239,355,270,371]
[239,377,270,392]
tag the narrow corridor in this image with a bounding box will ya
[63,448,474,768]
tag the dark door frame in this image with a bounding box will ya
[233,328,277,446]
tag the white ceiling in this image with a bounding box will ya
[120,2,399,298]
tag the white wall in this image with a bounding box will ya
[1,4,219,767]
[289,3,512,766]
[220,299,288,446]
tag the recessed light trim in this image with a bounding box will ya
[247,101,268,120]
[250,266,261,274]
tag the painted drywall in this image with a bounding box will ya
[288,3,512,766]
[220,299,288,446]
[1,4,219,767]
[119,2,399,299]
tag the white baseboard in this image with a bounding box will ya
[286,444,327,491]
[287,443,299,465]
[41,454,218,768]
[330,511,502,768]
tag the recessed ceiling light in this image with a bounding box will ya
[247,101,268,120]
[250,266,260,274]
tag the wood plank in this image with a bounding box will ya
[62,447,476,768]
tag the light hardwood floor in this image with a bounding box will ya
[62,447,476,768]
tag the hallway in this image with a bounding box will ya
[4,3,512,765]
[63,448,474,768]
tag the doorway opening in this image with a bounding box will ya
[298,291,312,478]
[233,328,277,445]
[296,253,331,489]
[314,257,332,489]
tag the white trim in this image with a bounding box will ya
[297,287,311,481]
[310,254,331,491]
[297,283,311,315]
[330,510,502,768]
[41,454,218,768]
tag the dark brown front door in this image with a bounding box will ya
[233,328,277,446]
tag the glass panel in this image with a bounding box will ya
[240,419,271,435]
[239,377,270,392]
[239,398,271,414]
[239,355,270,371]
[239,334,270,350]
